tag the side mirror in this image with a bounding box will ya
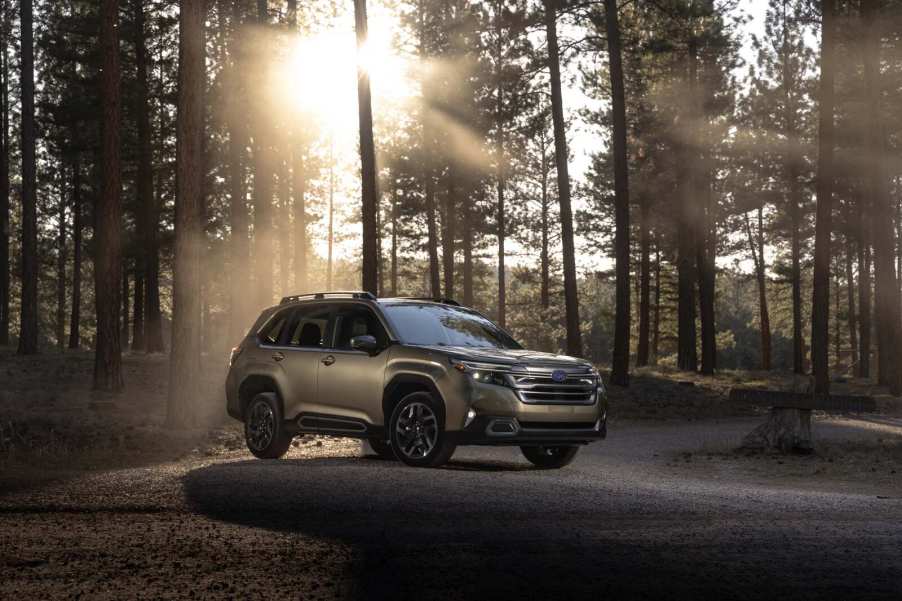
[350,334,379,354]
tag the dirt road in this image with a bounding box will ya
[2,418,901,600]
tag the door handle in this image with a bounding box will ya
[321,355,335,366]
[272,352,285,362]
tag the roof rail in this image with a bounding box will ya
[392,296,460,306]
[280,291,377,304]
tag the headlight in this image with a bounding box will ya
[229,345,243,367]
[451,359,513,387]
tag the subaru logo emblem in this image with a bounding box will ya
[551,370,567,383]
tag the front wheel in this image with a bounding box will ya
[366,437,395,460]
[244,393,293,459]
[389,391,456,467]
[520,445,580,469]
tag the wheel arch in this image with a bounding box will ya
[238,374,285,420]
[382,374,446,425]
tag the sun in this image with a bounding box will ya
[280,12,412,136]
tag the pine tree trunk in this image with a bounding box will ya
[811,0,836,395]
[463,187,473,307]
[442,168,456,300]
[167,0,206,428]
[17,0,38,355]
[56,191,66,350]
[327,140,335,290]
[121,268,130,350]
[278,156,291,295]
[857,202,872,378]
[544,0,581,357]
[143,16,165,353]
[677,40,699,372]
[252,0,274,307]
[133,269,144,350]
[780,4,804,375]
[94,0,124,389]
[833,257,842,373]
[540,135,550,310]
[845,233,858,369]
[292,145,306,292]
[495,8,506,328]
[354,0,379,296]
[0,19,9,347]
[606,0,630,385]
[789,168,805,374]
[637,193,650,367]
[697,174,717,375]
[68,159,82,349]
[651,242,661,364]
[425,172,440,297]
[227,0,250,331]
[746,208,771,370]
[862,0,901,394]
[130,0,151,352]
[390,184,398,296]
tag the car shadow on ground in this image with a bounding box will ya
[181,456,902,601]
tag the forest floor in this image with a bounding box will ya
[2,350,902,598]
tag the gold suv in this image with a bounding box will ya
[226,292,607,468]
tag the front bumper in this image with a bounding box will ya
[450,413,607,446]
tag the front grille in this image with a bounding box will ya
[509,371,597,405]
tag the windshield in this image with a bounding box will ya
[381,303,522,349]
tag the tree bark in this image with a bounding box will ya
[253,0,274,307]
[745,209,771,370]
[677,40,699,372]
[0,13,8,347]
[121,267,130,350]
[277,155,291,295]
[226,0,250,332]
[811,0,836,394]
[68,159,82,349]
[540,129,551,310]
[93,0,124,390]
[56,189,66,350]
[144,10,166,353]
[442,168,456,299]
[354,0,379,296]
[697,173,717,375]
[495,4,506,327]
[390,184,398,296]
[462,187,473,307]
[17,0,38,355]
[845,232,858,370]
[637,192,650,367]
[862,0,901,394]
[651,241,661,364]
[605,0,630,385]
[167,0,206,428]
[857,200,872,377]
[544,0,581,357]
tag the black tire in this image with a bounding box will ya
[520,445,580,469]
[244,392,293,459]
[367,437,395,460]
[389,391,456,467]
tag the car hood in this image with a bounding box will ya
[421,346,594,370]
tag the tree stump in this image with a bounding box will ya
[741,408,813,454]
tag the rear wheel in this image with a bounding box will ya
[389,391,456,467]
[520,445,580,469]
[244,393,293,459]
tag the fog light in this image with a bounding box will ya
[465,408,476,428]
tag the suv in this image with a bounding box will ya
[226,292,607,468]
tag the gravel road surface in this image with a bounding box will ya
[2,418,901,600]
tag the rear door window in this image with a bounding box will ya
[286,306,332,349]
[259,310,291,345]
